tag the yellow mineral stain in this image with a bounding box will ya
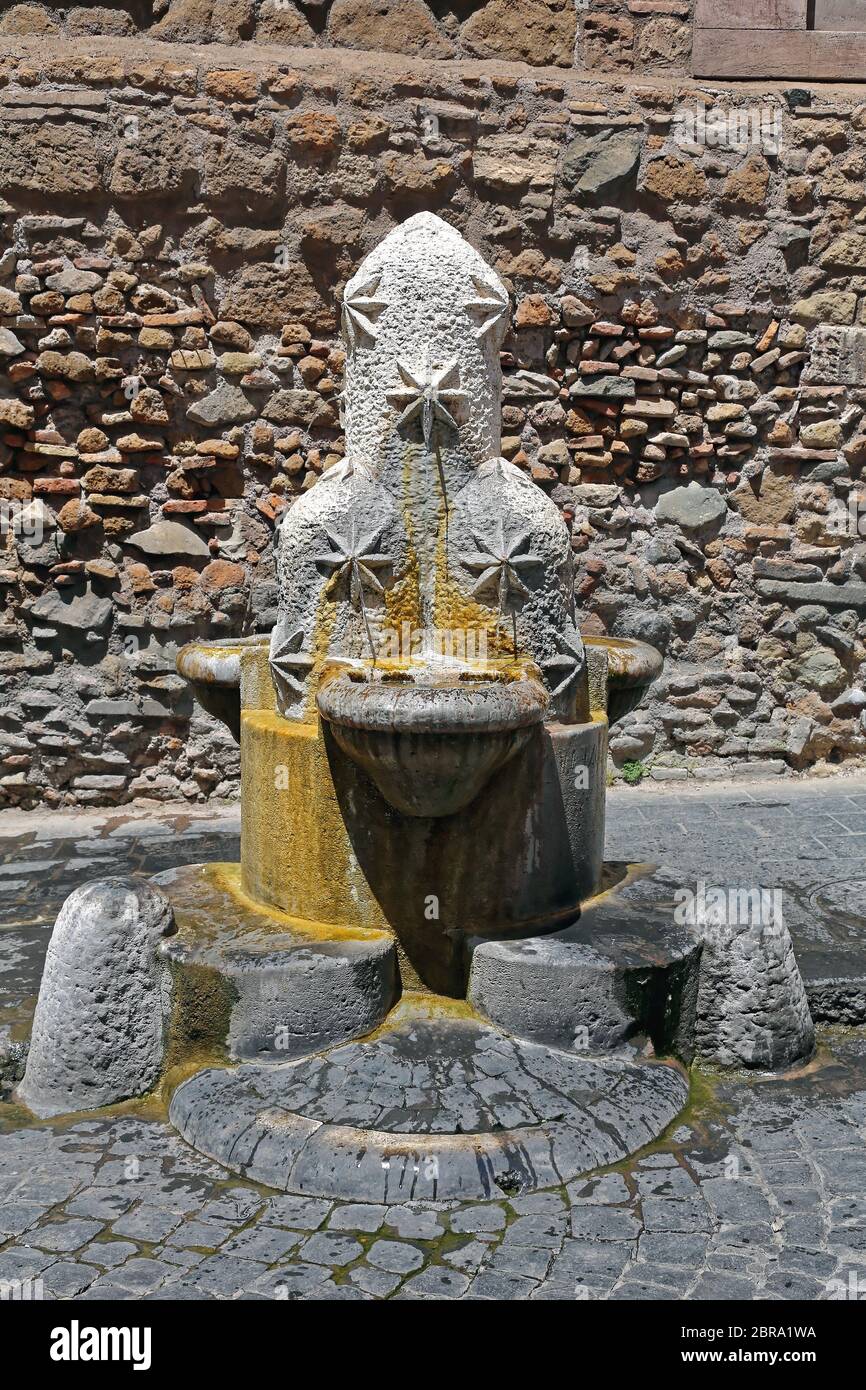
[431,515,512,660]
[239,709,390,932]
[212,861,387,943]
[363,990,481,1040]
[305,584,339,717]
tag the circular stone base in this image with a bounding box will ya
[169,1006,688,1201]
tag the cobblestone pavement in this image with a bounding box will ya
[1,778,866,1301]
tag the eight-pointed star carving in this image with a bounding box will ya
[461,520,541,613]
[269,627,314,700]
[541,627,586,699]
[341,274,387,349]
[314,519,392,610]
[386,353,467,450]
[464,274,509,340]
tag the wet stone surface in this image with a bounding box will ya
[1,780,866,1298]
[168,1014,688,1199]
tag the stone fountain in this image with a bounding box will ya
[15,215,816,1203]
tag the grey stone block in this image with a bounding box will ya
[693,904,815,1069]
[17,878,175,1119]
[155,864,397,1061]
[468,868,701,1057]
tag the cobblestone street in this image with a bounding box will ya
[2,777,866,1301]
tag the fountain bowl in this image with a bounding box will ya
[585,636,664,723]
[176,636,264,741]
[316,659,549,818]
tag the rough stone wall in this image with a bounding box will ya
[0,1,700,76]
[0,0,582,66]
[580,1,693,77]
[1,31,866,808]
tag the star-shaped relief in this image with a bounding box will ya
[541,627,586,699]
[270,627,314,701]
[465,275,509,340]
[461,521,541,613]
[314,519,392,609]
[386,354,467,450]
[341,275,387,349]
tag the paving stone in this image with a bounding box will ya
[487,1244,555,1279]
[221,1226,303,1263]
[764,1270,826,1299]
[502,1213,567,1246]
[112,1205,184,1242]
[640,1196,712,1234]
[440,1239,490,1271]
[76,1280,140,1300]
[623,1262,694,1292]
[384,1206,445,1239]
[41,1260,100,1296]
[567,1173,631,1205]
[530,1281,591,1300]
[80,1239,140,1269]
[450,1205,507,1234]
[637,1232,710,1266]
[262,1195,333,1230]
[298,1232,364,1267]
[690,1272,760,1299]
[164,1218,234,1249]
[197,1191,266,1224]
[396,1266,472,1299]
[349,1264,403,1296]
[252,1263,333,1299]
[366,1239,425,1274]
[0,1201,45,1238]
[548,1238,634,1284]
[329,1203,387,1233]
[570,1206,641,1242]
[301,1281,371,1300]
[191,1254,270,1296]
[64,1188,137,1221]
[509,1192,567,1216]
[465,1270,539,1299]
[609,1279,682,1300]
[29,1217,104,1252]
[108,1257,171,1293]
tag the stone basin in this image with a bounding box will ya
[176,636,263,740]
[585,635,664,723]
[176,633,663,741]
[316,658,549,818]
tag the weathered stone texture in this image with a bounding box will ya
[694,908,815,1069]
[17,878,176,1117]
